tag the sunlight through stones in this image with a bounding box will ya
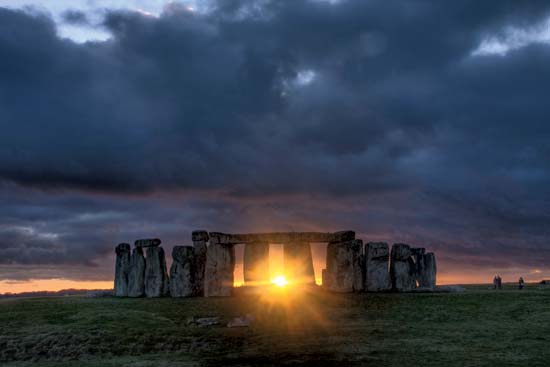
[114,231,438,297]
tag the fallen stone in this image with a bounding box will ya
[144,246,170,297]
[114,243,131,297]
[204,242,235,297]
[365,242,391,292]
[135,238,161,248]
[390,243,416,292]
[186,316,221,327]
[227,314,255,328]
[170,246,195,298]
[128,247,145,297]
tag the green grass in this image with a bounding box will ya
[1,284,549,366]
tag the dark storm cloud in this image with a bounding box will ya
[61,9,89,25]
[1,0,550,281]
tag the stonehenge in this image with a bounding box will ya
[114,231,437,297]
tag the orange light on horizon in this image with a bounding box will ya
[0,279,113,294]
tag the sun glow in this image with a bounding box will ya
[271,275,288,287]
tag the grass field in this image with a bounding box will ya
[1,284,549,367]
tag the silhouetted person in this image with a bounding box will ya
[518,277,525,290]
[493,276,498,290]
[497,275,502,289]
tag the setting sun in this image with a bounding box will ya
[271,275,288,287]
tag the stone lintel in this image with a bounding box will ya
[135,238,161,248]
[208,231,355,245]
[192,230,209,242]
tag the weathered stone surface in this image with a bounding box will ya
[209,231,355,245]
[321,268,331,289]
[324,240,362,292]
[365,242,391,292]
[416,252,436,289]
[352,240,364,292]
[204,242,235,297]
[192,230,209,242]
[284,242,315,285]
[144,246,170,297]
[392,243,412,261]
[390,243,416,292]
[135,238,161,248]
[192,231,208,296]
[128,247,145,297]
[170,246,195,297]
[114,243,131,297]
[243,242,270,286]
[411,247,426,257]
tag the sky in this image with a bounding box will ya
[1,0,550,292]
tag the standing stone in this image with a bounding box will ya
[243,242,270,286]
[114,243,131,297]
[284,242,315,285]
[192,230,208,296]
[170,246,195,297]
[324,240,361,292]
[410,247,424,285]
[144,246,170,297]
[410,247,425,280]
[365,242,391,292]
[417,252,437,289]
[204,241,235,297]
[128,247,146,297]
[321,268,331,289]
[390,243,416,292]
[352,239,364,292]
